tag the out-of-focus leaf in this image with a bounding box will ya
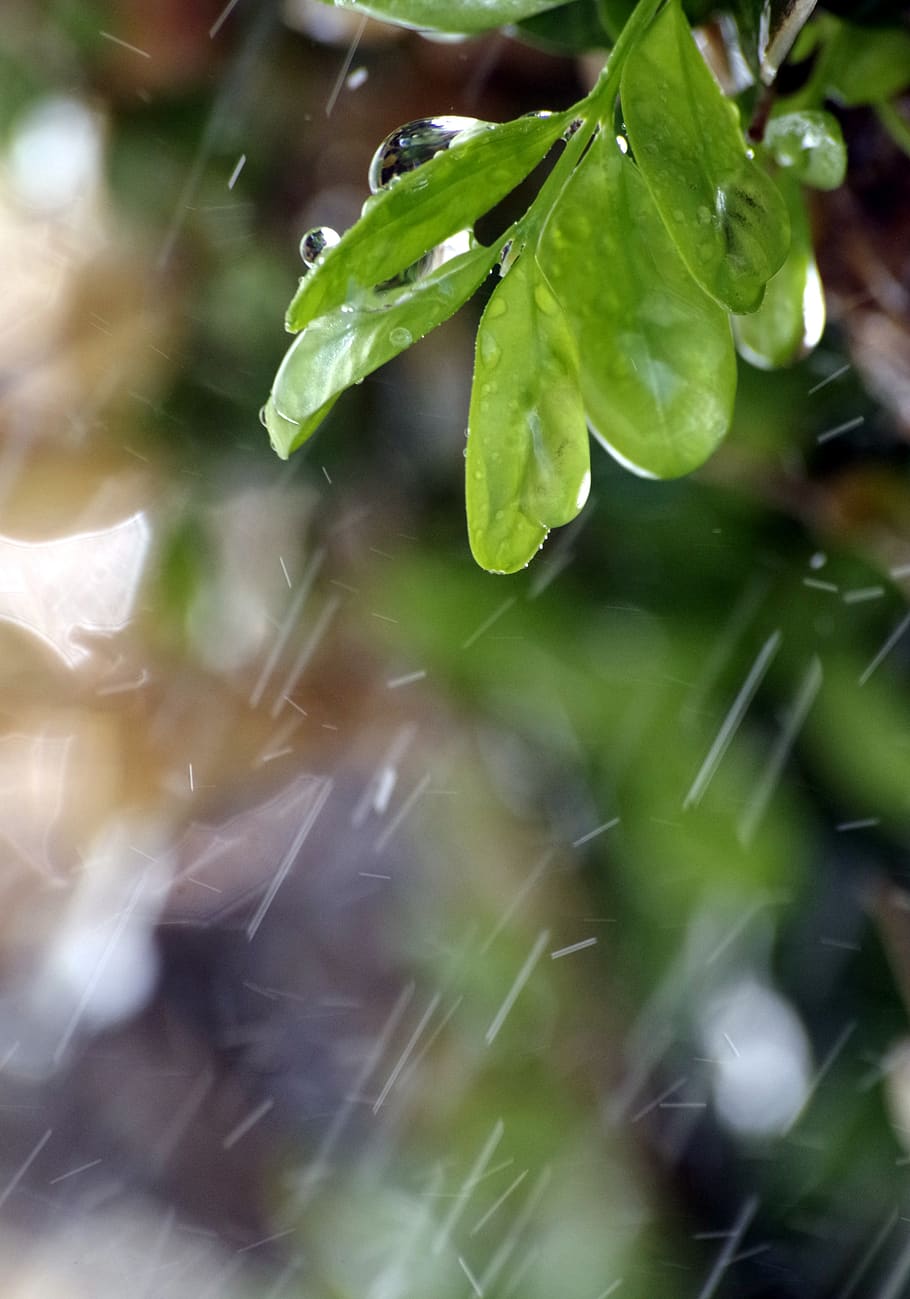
[466,253,590,573]
[539,131,736,478]
[825,21,910,105]
[621,0,790,313]
[285,111,569,333]
[765,109,846,189]
[517,0,610,52]
[597,0,635,40]
[734,171,825,367]
[267,242,499,458]
[804,650,910,832]
[315,0,565,32]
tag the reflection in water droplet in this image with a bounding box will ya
[367,116,484,193]
[389,326,413,348]
[377,229,472,295]
[299,226,340,270]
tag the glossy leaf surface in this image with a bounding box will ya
[267,242,499,459]
[539,131,736,479]
[734,172,825,368]
[621,0,790,313]
[285,111,568,333]
[317,0,566,33]
[764,110,846,190]
[466,253,590,573]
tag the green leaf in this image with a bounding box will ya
[466,252,590,573]
[734,171,825,369]
[262,393,338,461]
[316,0,566,33]
[538,131,736,478]
[764,110,846,190]
[285,111,569,333]
[825,21,910,106]
[621,0,790,313]
[267,241,499,459]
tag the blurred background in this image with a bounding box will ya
[1,2,910,1295]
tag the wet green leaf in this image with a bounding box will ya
[466,252,590,573]
[734,172,825,368]
[262,393,338,461]
[316,0,566,33]
[621,0,790,313]
[764,110,846,190]
[539,131,736,478]
[285,111,569,333]
[825,21,910,105]
[267,242,499,459]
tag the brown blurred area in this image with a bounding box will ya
[0,6,618,1296]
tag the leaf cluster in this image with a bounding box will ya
[264,0,909,571]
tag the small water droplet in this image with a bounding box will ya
[389,326,413,348]
[258,403,269,428]
[480,333,501,367]
[367,116,483,193]
[533,283,557,315]
[299,226,340,270]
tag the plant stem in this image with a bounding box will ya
[504,0,666,252]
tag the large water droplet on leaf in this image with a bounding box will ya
[299,226,340,270]
[367,116,484,193]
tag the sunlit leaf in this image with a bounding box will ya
[539,131,736,478]
[267,242,499,459]
[621,0,790,313]
[285,111,569,333]
[764,110,846,190]
[734,171,825,368]
[466,252,590,573]
[316,0,566,33]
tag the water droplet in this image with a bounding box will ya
[299,226,340,270]
[367,116,483,193]
[480,333,501,368]
[258,403,269,428]
[389,326,413,348]
[533,283,557,315]
[672,209,684,223]
[487,296,506,321]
